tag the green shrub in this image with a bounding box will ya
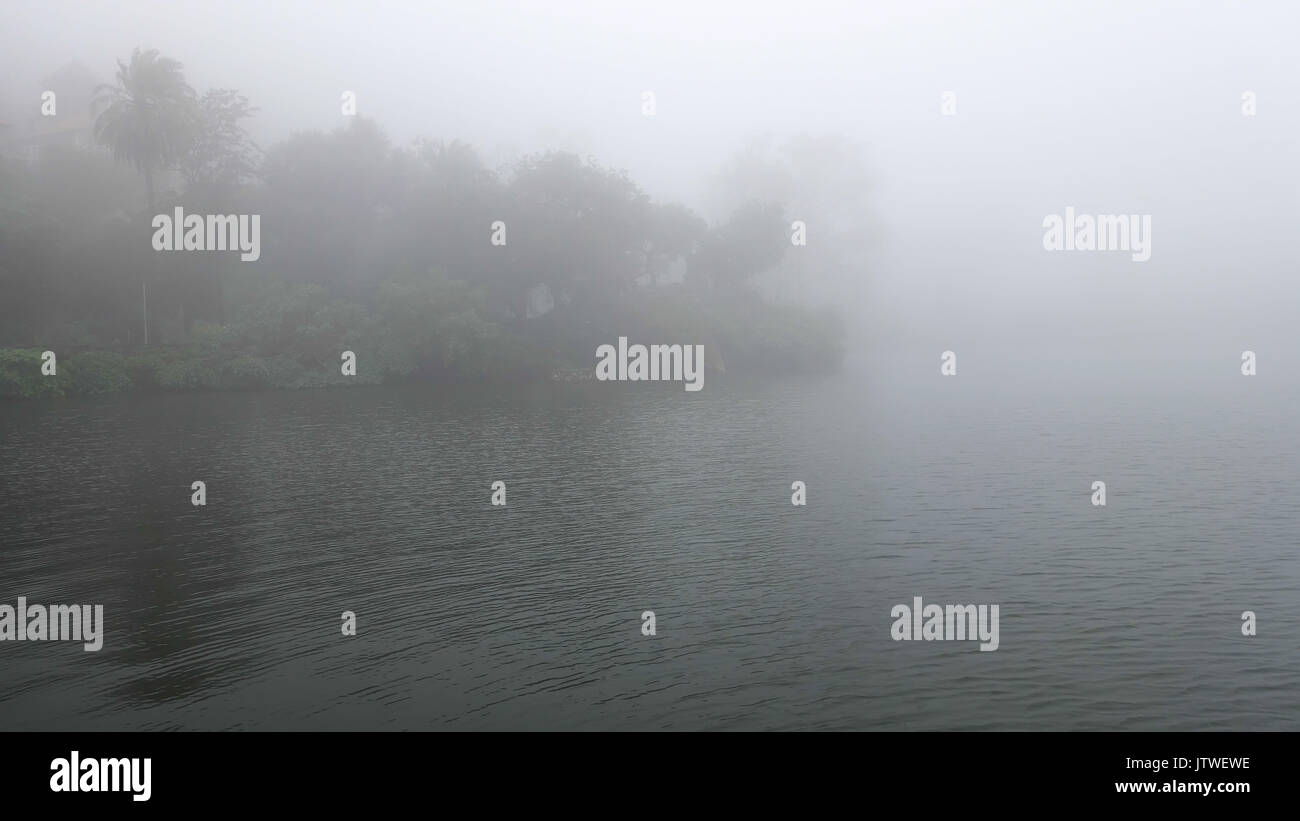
[3,268,845,400]
[0,348,64,398]
[224,354,274,388]
[63,351,133,394]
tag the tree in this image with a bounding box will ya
[390,139,502,285]
[712,135,870,304]
[502,152,652,317]
[646,202,707,286]
[695,200,787,293]
[92,48,196,211]
[180,88,260,200]
[259,118,399,294]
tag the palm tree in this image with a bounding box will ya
[93,48,196,212]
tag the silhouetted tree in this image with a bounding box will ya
[92,48,196,211]
[180,89,260,200]
[695,201,787,293]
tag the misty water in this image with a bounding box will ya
[1,348,1297,730]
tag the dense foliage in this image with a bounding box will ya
[0,50,848,398]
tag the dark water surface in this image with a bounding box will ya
[2,349,1297,730]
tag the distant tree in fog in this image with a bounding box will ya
[646,202,708,286]
[2,49,846,390]
[712,135,870,304]
[92,48,196,211]
[180,88,260,201]
[502,151,653,316]
[694,200,787,293]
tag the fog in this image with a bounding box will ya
[4,0,1298,350]
[5,2,1300,739]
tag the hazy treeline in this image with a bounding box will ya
[0,50,852,398]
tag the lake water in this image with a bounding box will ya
[1,347,1297,730]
